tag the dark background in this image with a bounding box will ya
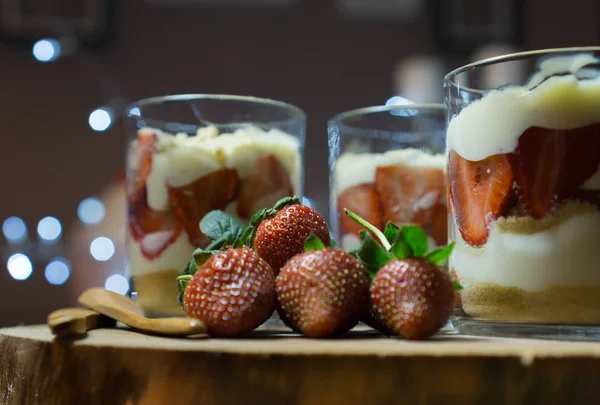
[0,0,598,326]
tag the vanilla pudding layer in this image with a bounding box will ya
[332,148,446,198]
[447,53,600,162]
[138,125,302,212]
[452,203,600,291]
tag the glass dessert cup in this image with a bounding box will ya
[328,104,447,251]
[124,95,306,317]
[445,47,600,340]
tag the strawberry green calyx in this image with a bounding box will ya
[343,209,459,288]
[304,233,326,251]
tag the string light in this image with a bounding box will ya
[90,236,115,261]
[2,216,27,243]
[7,253,33,281]
[37,216,62,243]
[88,108,113,132]
[45,258,71,285]
[105,274,129,295]
[32,39,61,63]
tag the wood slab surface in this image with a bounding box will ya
[2,324,600,405]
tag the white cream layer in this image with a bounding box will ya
[452,204,600,291]
[447,53,600,162]
[332,148,446,197]
[140,125,301,212]
[128,232,196,276]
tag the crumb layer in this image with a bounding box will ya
[460,282,600,324]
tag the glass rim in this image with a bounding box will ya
[444,46,600,87]
[328,103,444,125]
[124,93,306,121]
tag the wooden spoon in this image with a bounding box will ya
[48,307,116,337]
[78,287,207,336]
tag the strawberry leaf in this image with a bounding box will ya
[384,222,400,244]
[176,275,193,307]
[453,281,464,291]
[200,210,245,242]
[356,232,393,278]
[390,239,410,259]
[304,233,325,251]
[330,238,338,248]
[177,247,219,307]
[426,242,455,265]
[401,225,429,257]
[273,195,301,211]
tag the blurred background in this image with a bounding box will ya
[0,0,597,326]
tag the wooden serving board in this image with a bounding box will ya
[2,324,600,405]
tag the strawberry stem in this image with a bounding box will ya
[344,209,391,251]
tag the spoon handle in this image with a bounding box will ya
[48,308,116,337]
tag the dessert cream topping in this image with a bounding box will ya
[447,53,600,161]
[332,148,446,197]
[138,125,301,212]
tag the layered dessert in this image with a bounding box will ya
[127,125,301,315]
[447,53,600,323]
[332,149,447,250]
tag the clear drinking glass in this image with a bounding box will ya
[124,95,306,317]
[328,104,447,251]
[445,47,600,339]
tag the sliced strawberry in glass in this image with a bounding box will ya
[375,163,445,227]
[337,184,383,236]
[129,131,157,204]
[237,155,294,219]
[129,188,182,260]
[168,169,238,247]
[448,151,515,247]
[515,124,600,218]
[428,203,448,246]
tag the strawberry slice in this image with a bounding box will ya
[428,203,448,246]
[375,164,445,227]
[168,169,238,247]
[337,184,383,236]
[129,188,182,260]
[129,131,156,204]
[237,155,294,219]
[515,124,600,218]
[448,150,515,247]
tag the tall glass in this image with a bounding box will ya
[124,95,306,317]
[328,105,447,251]
[445,47,600,339]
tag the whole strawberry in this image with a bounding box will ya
[276,234,369,338]
[345,209,459,340]
[180,246,276,337]
[371,258,454,340]
[252,197,331,272]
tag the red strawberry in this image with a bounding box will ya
[343,209,458,340]
[448,150,515,246]
[276,247,370,338]
[168,169,238,247]
[183,246,276,337]
[515,124,600,218]
[428,203,448,246]
[362,298,394,335]
[253,200,331,272]
[375,164,445,227]
[237,155,294,220]
[129,131,156,204]
[371,258,455,340]
[337,184,383,237]
[129,188,182,260]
